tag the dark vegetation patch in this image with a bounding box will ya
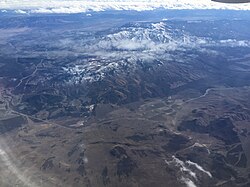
[0,57,25,78]
[117,157,137,177]
[211,153,238,180]
[22,94,64,113]
[178,118,240,145]
[131,149,148,158]
[226,145,245,166]
[68,145,79,157]
[0,116,27,134]
[110,146,137,177]
[35,131,60,138]
[41,157,55,170]
[110,146,127,159]
[126,134,148,142]
[235,154,247,168]
[102,166,110,185]
[161,134,191,152]
[77,164,85,176]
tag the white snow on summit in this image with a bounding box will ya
[0,0,250,14]
[61,21,250,84]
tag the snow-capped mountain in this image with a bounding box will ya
[84,22,207,54]
[61,20,249,84]
[61,21,210,84]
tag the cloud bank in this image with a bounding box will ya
[0,0,250,14]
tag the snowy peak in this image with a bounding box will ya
[92,21,206,53]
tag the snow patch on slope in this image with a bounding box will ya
[165,155,213,187]
[62,21,250,84]
[62,22,209,83]
[186,160,212,178]
[181,177,197,187]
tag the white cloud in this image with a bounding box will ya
[219,39,250,47]
[14,9,27,14]
[1,0,250,14]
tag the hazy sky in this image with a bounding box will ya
[1,0,250,13]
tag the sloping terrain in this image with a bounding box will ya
[0,10,250,187]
